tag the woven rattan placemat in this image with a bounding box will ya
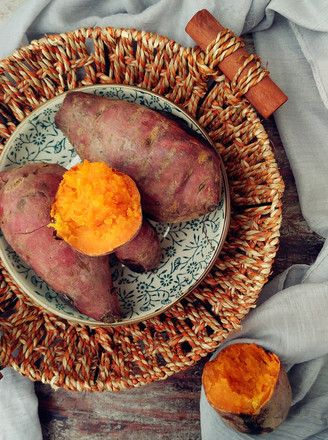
[0,27,284,391]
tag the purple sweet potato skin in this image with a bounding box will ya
[55,91,223,223]
[0,163,121,322]
[115,218,162,273]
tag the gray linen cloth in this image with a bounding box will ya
[0,1,328,439]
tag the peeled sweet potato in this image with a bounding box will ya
[202,343,292,434]
[0,162,121,322]
[49,160,142,256]
[115,218,162,273]
[55,91,222,223]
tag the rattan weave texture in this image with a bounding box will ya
[0,27,284,391]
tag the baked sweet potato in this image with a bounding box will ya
[0,162,121,322]
[202,343,292,434]
[55,91,223,223]
[115,218,162,273]
[49,160,142,256]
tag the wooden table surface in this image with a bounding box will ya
[33,113,325,440]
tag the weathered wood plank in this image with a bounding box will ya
[262,117,325,278]
[35,358,207,440]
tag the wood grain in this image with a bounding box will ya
[35,358,207,440]
[262,117,325,278]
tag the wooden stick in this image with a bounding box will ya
[185,9,287,118]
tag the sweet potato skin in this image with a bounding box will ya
[213,362,292,434]
[115,218,162,273]
[55,91,223,223]
[0,163,121,322]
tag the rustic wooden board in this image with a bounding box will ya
[262,118,325,277]
[36,359,207,440]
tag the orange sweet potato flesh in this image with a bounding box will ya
[49,160,142,256]
[115,218,162,273]
[202,343,292,434]
[55,91,223,223]
[0,163,121,322]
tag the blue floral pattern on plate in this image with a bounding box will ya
[0,84,229,327]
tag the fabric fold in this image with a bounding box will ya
[0,368,42,440]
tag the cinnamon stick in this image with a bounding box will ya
[185,9,287,118]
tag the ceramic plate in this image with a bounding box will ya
[0,84,230,327]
